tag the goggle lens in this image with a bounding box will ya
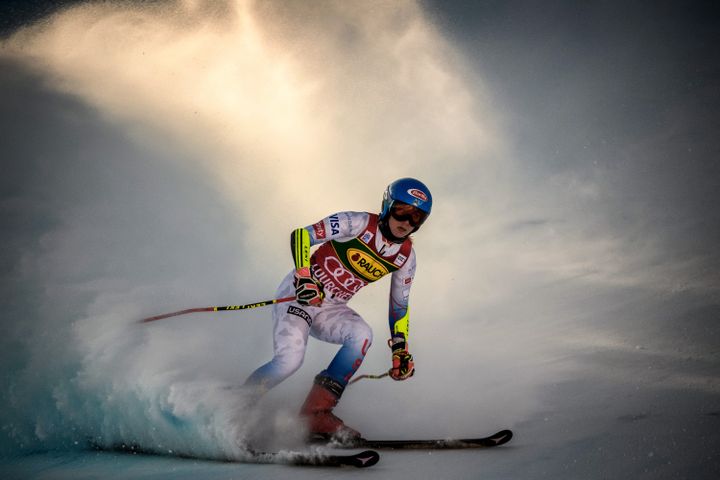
[390,202,428,227]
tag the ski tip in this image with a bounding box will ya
[345,450,380,468]
[489,429,513,446]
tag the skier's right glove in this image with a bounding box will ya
[389,338,415,381]
[293,267,324,307]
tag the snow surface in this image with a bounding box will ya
[3,368,720,480]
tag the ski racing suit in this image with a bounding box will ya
[245,211,416,392]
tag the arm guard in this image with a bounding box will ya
[290,228,311,269]
[390,308,410,351]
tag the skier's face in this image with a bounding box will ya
[388,214,413,238]
[387,201,428,238]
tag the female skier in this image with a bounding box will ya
[244,177,432,440]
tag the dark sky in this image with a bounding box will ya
[0,0,83,36]
[427,0,720,288]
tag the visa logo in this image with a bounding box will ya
[329,214,340,235]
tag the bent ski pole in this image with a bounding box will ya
[348,369,391,385]
[139,296,295,323]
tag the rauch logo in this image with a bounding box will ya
[347,249,388,281]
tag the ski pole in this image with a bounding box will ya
[348,369,391,385]
[139,296,296,323]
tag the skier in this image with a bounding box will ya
[243,178,432,440]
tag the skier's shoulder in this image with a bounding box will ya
[308,211,369,241]
[332,211,370,236]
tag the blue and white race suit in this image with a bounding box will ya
[245,211,416,390]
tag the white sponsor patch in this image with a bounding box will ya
[394,253,407,266]
[361,231,374,244]
[408,188,428,201]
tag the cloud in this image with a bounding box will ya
[3,0,500,215]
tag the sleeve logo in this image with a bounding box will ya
[329,214,341,235]
[312,221,327,240]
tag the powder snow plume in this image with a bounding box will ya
[0,0,502,457]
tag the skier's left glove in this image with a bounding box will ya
[388,338,414,381]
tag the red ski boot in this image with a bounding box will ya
[300,376,361,442]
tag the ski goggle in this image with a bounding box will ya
[390,202,429,227]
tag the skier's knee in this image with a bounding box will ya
[275,354,304,378]
[354,322,373,348]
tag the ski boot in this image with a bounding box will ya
[300,375,361,444]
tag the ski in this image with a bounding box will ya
[249,449,380,468]
[316,429,513,450]
[90,442,380,468]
